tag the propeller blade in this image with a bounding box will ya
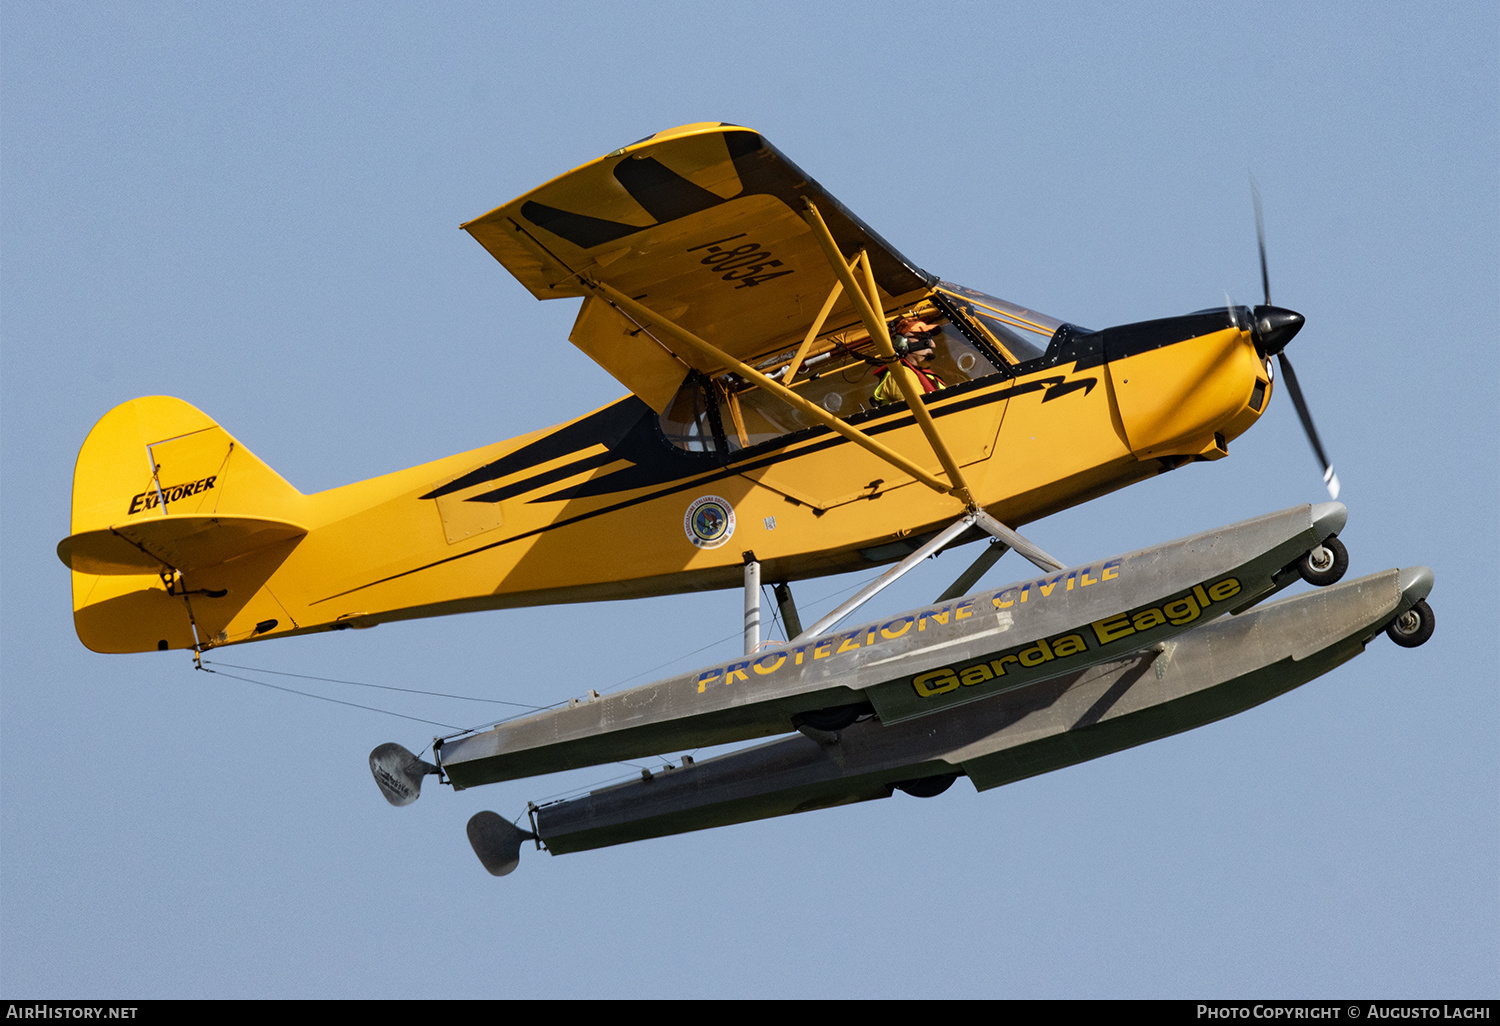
[1252,176,1271,307]
[1250,179,1336,497]
[1276,352,1340,499]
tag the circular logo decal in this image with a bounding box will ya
[684,495,736,549]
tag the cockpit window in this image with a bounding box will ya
[937,282,1062,365]
[659,376,718,452]
[658,310,1004,455]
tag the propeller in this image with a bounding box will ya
[1251,180,1340,500]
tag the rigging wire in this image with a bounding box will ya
[201,660,548,710]
[185,530,962,827]
[197,664,466,730]
[192,562,908,782]
[763,582,785,640]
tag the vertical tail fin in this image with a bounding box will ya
[59,397,307,653]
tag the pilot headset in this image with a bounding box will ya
[889,319,938,357]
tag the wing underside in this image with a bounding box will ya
[464,123,934,410]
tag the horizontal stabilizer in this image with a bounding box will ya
[58,515,307,575]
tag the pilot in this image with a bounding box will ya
[871,316,946,406]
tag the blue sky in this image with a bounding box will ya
[3,1,1496,998]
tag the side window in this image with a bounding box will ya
[656,316,1004,454]
[659,378,718,452]
[920,324,998,386]
[727,362,877,447]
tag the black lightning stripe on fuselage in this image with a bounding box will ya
[418,399,692,501]
[312,370,1099,604]
[327,305,1238,604]
[526,373,1097,504]
[424,365,1084,512]
[422,306,1229,509]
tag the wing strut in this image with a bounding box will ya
[782,258,853,388]
[584,279,960,497]
[800,199,976,506]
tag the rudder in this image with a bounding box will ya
[60,397,308,653]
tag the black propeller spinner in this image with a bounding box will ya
[1251,181,1339,500]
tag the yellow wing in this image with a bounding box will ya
[463,123,934,411]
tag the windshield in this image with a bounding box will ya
[937,282,1064,364]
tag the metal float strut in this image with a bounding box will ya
[792,510,1061,642]
[743,555,761,655]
